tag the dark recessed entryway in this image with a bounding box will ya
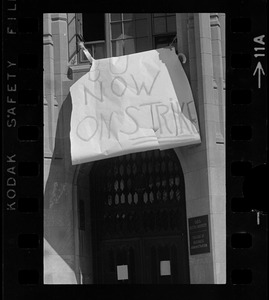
[90,149,190,284]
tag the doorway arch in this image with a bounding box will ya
[90,149,190,284]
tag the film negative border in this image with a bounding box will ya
[226,2,267,295]
[2,0,43,296]
[2,1,267,300]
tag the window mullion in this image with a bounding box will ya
[105,13,112,57]
[76,13,84,63]
[148,14,154,49]
[165,14,168,34]
[121,13,125,55]
[134,18,137,52]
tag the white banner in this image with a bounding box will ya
[70,48,200,165]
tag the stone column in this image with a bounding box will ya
[187,13,199,109]
[51,13,69,107]
[176,13,191,80]
[43,13,56,159]
[193,13,226,284]
[210,13,225,141]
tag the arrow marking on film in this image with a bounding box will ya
[253,61,265,89]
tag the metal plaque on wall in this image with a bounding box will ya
[188,215,210,255]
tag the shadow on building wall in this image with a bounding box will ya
[44,93,79,284]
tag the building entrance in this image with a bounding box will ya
[90,149,189,284]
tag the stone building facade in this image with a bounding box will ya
[43,13,226,284]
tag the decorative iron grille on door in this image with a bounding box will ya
[90,149,189,284]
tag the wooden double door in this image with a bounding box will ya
[90,149,190,284]
[99,235,189,284]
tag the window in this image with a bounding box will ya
[77,13,107,62]
[110,13,152,56]
[109,13,177,56]
[152,13,177,50]
[74,13,177,63]
[152,13,176,35]
[67,13,77,61]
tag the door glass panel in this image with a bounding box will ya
[120,194,125,204]
[163,190,168,202]
[128,193,132,204]
[133,192,138,204]
[115,194,119,205]
[149,191,154,203]
[108,195,112,206]
[143,192,148,204]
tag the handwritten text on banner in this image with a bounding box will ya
[70,48,200,165]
